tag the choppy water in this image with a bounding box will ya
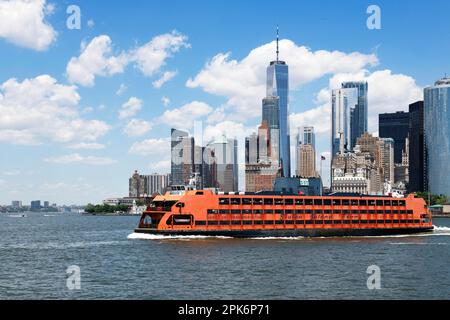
[1,212,450,299]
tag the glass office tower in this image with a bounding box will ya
[424,77,450,197]
[341,81,368,149]
[266,60,290,177]
[331,87,358,156]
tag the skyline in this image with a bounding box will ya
[1,0,449,204]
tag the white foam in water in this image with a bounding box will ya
[127,232,232,240]
[249,236,305,240]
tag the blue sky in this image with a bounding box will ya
[0,0,449,205]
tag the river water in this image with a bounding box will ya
[1,212,450,299]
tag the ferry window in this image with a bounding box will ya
[377,210,384,214]
[242,209,252,214]
[324,210,332,214]
[342,210,350,214]
[305,209,313,214]
[242,198,252,205]
[207,209,218,214]
[295,209,304,214]
[407,210,413,214]
[342,199,350,205]
[275,209,283,214]
[253,198,263,205]
[359,200,367,206]
[219,198,229,205]
[384,200,391,206]
[369,210,375,214]
[219,209,229,214]
[352,210,359,214]
[399,200,406,206]
[264,198,273,205]
[231,209,241,214]
[230,198,241,205]
[195,191,204,195]
[351,199,358,206]
[295,199,304,205]
[314,199,323,206]
[360,210,368,213]
[400,210,406,214]
[285,199,293,205]
[376,200,383,206]
[285,209,293,214]
[254,209,263,214]
[392,200,399,206]
[334,210,342,214]
[172,215,192,225]
[333,220,342,224]
[275,198,284,205]
[324,199,332,205]
[264,220,274,225]
[385,210,391,214]
[305,199,313,205]
[264,209,274,214]
[315,210,323,214]
[332,199,341,206]
[368,200,376,206]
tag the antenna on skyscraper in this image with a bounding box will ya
[276,25,279,62]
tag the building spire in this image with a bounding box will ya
[276,25,279,62]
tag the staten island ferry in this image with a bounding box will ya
[134,186,433,238]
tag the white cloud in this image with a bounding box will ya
[0,0,57,51]
[87,19,95,28]
[66,31,189,86]
[65,142,106,150]
[152,70,177,88]
[0,75,110,145]
[159,101,212,129]
[290,104,331,136]
[118,97,142,120]
[66,35,128,87]
[187,39,378,121]
[123,119,152,137]
[132,31,189,76]
[44,153,117,165]
[161,96,170,107]
[148,159,171,173]
[128,138,170,156]
[1,170,21,176]
[116,83,127,96]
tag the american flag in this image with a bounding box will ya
[321,155,326,160]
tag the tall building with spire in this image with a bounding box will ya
[266,27,290,177]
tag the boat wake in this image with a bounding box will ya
[127,233,232,240]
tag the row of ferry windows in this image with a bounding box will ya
[208,209,413,214]
[218,198,406,206]
[196,219,420,226]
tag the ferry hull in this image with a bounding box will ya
[134,226,434,238]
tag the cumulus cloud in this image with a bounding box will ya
[66,35,128,87]
[152,70,177,88]
[66,31,189,86]
[0,0,57,51]
[118,97,142,120]
[161,96,170,107]
[128,138,170,156]
[44,153,117,165]
[0,75,110,145]
[187,39,378,121]
[159,101,213,129]
[123,119,152,137]
[116,83,127,96]
[148,159,171,172]
[65,142,106,150]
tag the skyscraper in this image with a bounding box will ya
[408,101,426,193]
[296,126,317,178]
[262,97,280,164]
[331,87,358,156]
[265,28,290,177]
[341,81,368,149]
[424,77,450,197]
[129,170,145,197]
[379,111,410,164]
[170,128,194,186]
[207,135,238,192]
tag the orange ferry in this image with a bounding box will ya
[135,186,433,237]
